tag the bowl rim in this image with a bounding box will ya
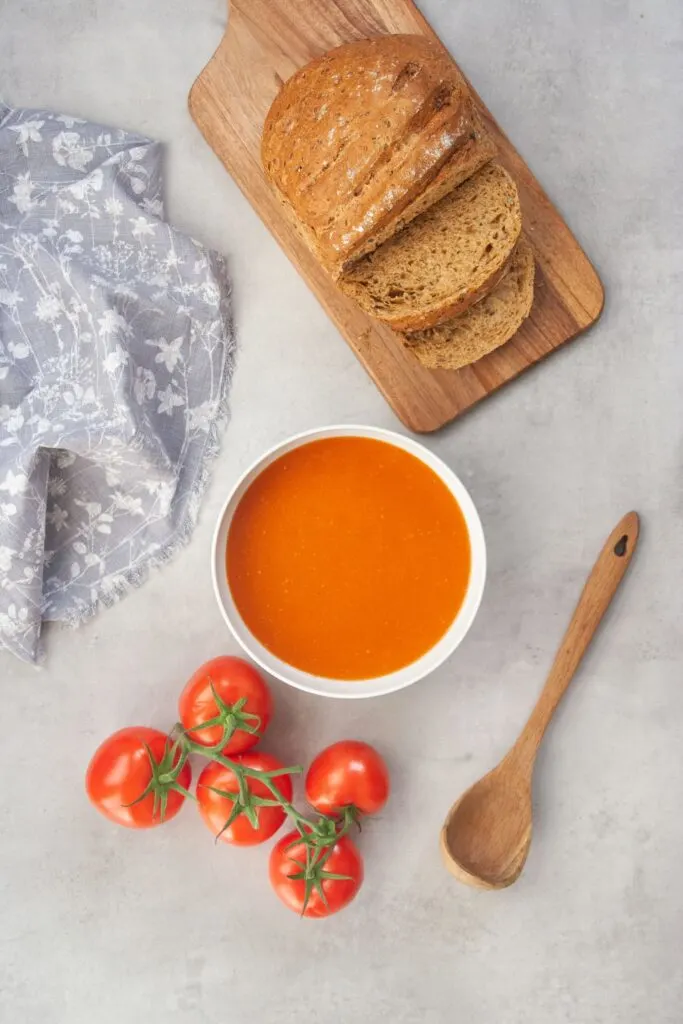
[211,424,486,699]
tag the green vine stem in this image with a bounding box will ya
[161,721,360,852]
[139,716,360,912]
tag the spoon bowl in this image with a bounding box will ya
[440,757,532,889]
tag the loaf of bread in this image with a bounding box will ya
[262,33,534,372]
[339,163,522,331]
[262,35,496,277]
[402,237,535,369]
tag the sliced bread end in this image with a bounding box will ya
[402,237,535,370]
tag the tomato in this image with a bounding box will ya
[305,740,389,816]
[196,752,293,846]
[269,831,364,918]
[178,656,272,755]
[86,727,191,829]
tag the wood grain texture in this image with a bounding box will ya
[189,0,604,432]
[441,513,640,889]
[512,511,640,771]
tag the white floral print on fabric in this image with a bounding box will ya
[0,105,235,662]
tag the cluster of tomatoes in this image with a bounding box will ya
[86,656,389,918]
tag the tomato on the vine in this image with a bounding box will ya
[269,830,364,918]
[305,740,389,816]
[178,656,272,755]
[86,727,191,829]
[196,752,293,846]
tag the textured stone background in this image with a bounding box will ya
[1,1,681,1021]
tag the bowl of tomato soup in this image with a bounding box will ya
[212,426,486,698]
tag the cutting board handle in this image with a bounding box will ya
[226,0,426,53]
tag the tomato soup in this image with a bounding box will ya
[226,437,471,680]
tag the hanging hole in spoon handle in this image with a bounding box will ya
[614,534,628,557]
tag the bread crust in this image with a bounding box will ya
[262,35,495,277]
[402,237,535,369]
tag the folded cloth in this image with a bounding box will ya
[0,105,235,662]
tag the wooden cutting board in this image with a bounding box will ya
[189,0,604,432]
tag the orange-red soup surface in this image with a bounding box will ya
[226,437,471,680]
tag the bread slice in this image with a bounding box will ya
[403,237,535,369]
[261,35,496,277]
[338,162,522,331]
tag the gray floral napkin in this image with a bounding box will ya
[0,105,235,662]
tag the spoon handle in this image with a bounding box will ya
[511,511,640,769]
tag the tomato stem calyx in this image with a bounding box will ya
[182,681,264,754]
[123,739,195,823]
[288,844,354,915]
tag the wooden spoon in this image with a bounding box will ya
[440,511,640,889]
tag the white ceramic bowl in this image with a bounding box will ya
[212,425,486,699]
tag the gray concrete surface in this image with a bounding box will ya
[1,1,682,1021]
